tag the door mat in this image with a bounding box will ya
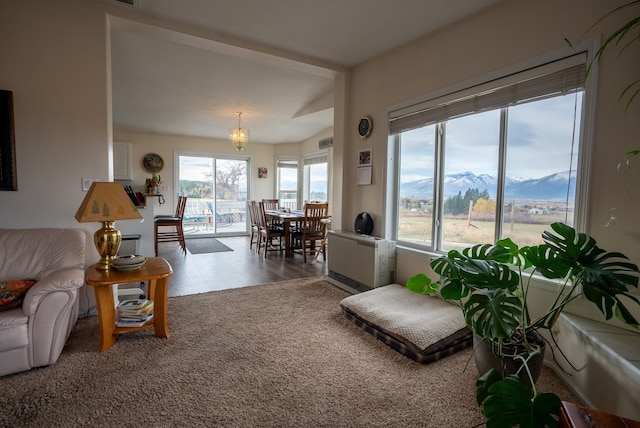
[185,238,233,254]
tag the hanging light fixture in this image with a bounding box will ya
[229,111,249,151]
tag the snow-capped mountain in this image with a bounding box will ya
[400,170,577,201]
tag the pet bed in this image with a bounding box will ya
[340,283,472,364]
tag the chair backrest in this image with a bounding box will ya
[175,196,188,220]
[261,199,279,211]
[257,201,267,229]
[248,201,258,227]
[303,202,329,234]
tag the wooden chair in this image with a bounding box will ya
[154,196,187,256]
[261,198,281,228]
[261,199,279,210]
[257,201,284,257]
[248,200,260,251]
[291,202,329,263]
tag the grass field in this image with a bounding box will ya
[399,209,572,251]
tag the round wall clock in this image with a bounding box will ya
[358,115,373,139]
[142,153,164,173]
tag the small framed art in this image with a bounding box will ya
[358,148,372,167]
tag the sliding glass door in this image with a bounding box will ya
[177,154,249,237]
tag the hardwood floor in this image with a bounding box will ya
[158,236,328,297]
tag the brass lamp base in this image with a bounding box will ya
[93,221,122,270]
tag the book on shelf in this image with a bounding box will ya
[116,313,153,328]
[118,299,153,312]
[118,304,153,317]
[116,299,154,327]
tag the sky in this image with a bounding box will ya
[399,92,583,182]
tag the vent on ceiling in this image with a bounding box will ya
[319,137,333,149]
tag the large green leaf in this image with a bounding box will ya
[522,245,571,280]
[542,222,640,326]
[405,273,438,295]
[458,259,521,292]
[464,290,522,339]
[478,371,562,428]
[463,242,513,263]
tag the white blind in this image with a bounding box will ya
[389,53,587,135]
[304,155,328,165]
[277,159,298,168]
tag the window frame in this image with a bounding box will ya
[302,151,329,203]
[276,156,300,209]
[386,42,599,253]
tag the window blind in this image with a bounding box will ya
[389,53,587,135]
[277,159,298,168]
[304,155,328,165]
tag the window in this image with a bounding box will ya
[390,53,590,252]
[277,158,298,210]
[303,153,328,203]
[177,154,248,236]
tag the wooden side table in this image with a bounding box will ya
[85,257,173,352]
[560,401,640,428]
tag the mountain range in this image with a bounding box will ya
[400,170,577,201]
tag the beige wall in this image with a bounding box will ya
[0,0,110,261]
[344,0,640,285]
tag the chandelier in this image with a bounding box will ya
[229,112,249,151]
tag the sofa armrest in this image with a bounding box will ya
[22,267,85,316]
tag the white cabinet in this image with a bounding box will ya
[113,142,133,180]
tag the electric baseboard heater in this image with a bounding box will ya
[327,230,396,293]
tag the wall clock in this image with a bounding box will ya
[358,115,373,139]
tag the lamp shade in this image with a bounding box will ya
[75,182,142,223]
[75,182,142,270]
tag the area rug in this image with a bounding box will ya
[185,237,233,254]
[0,277,579,427]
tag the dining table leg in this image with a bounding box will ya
[283,218,293,257]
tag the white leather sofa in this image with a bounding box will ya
[0,228,86,376]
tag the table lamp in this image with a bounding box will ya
[75,182,142,270]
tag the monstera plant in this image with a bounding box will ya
[407,222,640,427]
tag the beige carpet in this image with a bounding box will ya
[0,277,579,427]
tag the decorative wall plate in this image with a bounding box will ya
[358,115,373,139]
[142,153,164,173]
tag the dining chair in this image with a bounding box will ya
[262,198,281,228]
[257,202,284,257]
[248,200,260,251]
[261,199,279,210]
[154,195,188,256]
[291,202,329,263]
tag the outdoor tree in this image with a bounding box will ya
[474,198,496,216]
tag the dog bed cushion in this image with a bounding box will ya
[340,283,472,364]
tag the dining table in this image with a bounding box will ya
[264,209,305,257]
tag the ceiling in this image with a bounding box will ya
[108,0,503,145]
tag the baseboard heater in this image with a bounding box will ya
[327,230,396,293]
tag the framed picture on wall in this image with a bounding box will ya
[0,90,17,191]
[258,167,267,178]
[358,148,372,167]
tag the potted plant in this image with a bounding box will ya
[407,222,640,427]
[145,173,162,194]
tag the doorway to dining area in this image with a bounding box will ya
[177,154,248,237]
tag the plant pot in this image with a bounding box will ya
[473,331,546,388]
